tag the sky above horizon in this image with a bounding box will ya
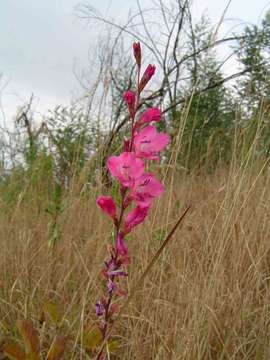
[1,0,270,123]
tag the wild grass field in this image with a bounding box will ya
[1,126,270,359]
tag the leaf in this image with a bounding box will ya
[43,301,60,324]
[16,319,40,357]
[3,341,26,360]
[25,354,41,360]
[47,336,66,360]
[83,326,103,350]
[107,339,120,353]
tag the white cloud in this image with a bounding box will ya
[0,0,269,123]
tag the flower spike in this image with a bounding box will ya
[95,42,170,358]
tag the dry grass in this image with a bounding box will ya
[1,153,270,359]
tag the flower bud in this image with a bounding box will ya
[123,90,136,117]
[116,232,128,256]
[96,195,117,220]
[133,42,141,68]
[124,205,149,233]
[138,64,156,93]
[123,138,131,152]
[135,107,161,128]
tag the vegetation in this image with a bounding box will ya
[0,0,270,358]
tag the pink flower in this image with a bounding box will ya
[116,232,128,256]
[138,64,156,93]
[107,152,144,187]
[134,125,170,160]
[108,270,128,277]
[107,279,116,293]
[130,173,164,207]
[95,300,105,316]
[124,205,149,233]
[133,42,141,67]
[123,90,136,117]
[135,108,161,129]
[97,195,117,220]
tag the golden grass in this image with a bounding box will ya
[1,154,270,359]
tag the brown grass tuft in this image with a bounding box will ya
[1,156,270,359]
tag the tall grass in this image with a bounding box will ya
[0,108,270,359]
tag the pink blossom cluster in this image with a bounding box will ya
[95,42,169,356]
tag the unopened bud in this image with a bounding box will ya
[138,64,156,93]
[133,42,141,68]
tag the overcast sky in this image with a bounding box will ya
[1,0,270,122]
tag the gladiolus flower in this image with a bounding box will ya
[138,64,156,92]
[108,270,128,277]
[97,195,117,220]
[105,257,117,271]
[135,108,161,128]
[130,173,164,207]
[133,42,141,67]
[96,301,105,316]
[123,90,136,117]
[134,125,170,160]
[124,205,149,233]
[107,279,116,293]
[107,152,144,187]
[116,232,128,256]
